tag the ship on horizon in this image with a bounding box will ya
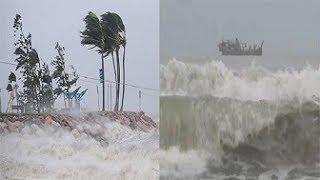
[218,38,264,56]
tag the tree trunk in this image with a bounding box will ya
[111,52,117,111]
[120,45,126,111]
[101,53,105,111]
[113,50,121,112]
[35,86,40,113]
[111,52,117,83]
[38,63,44,113]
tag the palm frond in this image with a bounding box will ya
[80,12,104,50]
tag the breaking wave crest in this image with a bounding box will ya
[161,59,320,101]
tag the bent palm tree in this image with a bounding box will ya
[101,12,126,112]
[81,11,126,112]
[120,37,126,111]
[80,12,107,111]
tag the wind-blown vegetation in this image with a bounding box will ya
[12,14,48,112]
[51,42,78,108]
[80,11,126,112]
[7,14,78,113]
[6,11,128,113]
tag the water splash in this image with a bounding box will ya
[160,59,320,179]
[161,59,320,101]
[0,116,159,180]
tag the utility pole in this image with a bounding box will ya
[107,82,109,110]
[96,85,100,111]
[0,88,2,113]
[109,83,112,111]
[99,67,105,111]
[139,90,141,111]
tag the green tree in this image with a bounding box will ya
[6,84,13,92]
[51,42,78,108]
[12,14,56,113]
[6,72,15,93]
[8,72,16,83]
[40,63,54,111]
[13,14,42,112]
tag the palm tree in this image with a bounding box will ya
[113,14,126,112]
[119,37,126,111]
[81,11,126,112]
[101,12,126,112]
[80,12,107,111]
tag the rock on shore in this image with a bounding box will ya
[0,111,158,145]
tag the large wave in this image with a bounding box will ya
[161,59,320,101]
[160,59,320,179]
[160,96,320,179]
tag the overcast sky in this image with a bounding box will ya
[160,0,320,69]
[0,0,159,116]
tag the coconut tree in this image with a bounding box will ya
[100,13,117,108]
[101,12,126,112]
[119,33,126,111]
[80,12,107,111]
[116,16,126,112]
[81,11,126,112]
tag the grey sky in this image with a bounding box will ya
[160,0,320,69]
[0,0,159,116]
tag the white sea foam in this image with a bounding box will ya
[0,117,159,180]
[161,59,320,101]
[159,147,207,179]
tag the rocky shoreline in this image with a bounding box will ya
[0,111,158,145]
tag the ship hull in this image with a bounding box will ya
[220,48,262,56]
[218,39,263,56]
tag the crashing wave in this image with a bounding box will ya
[0,113,159,179]
[161,59,320,101]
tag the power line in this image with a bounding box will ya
[79,78,158,97]
[77,78,99,85]
[0,60,159,92]
[0,61,16,66]
[140,91,158,97]
[78,75,159,92]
